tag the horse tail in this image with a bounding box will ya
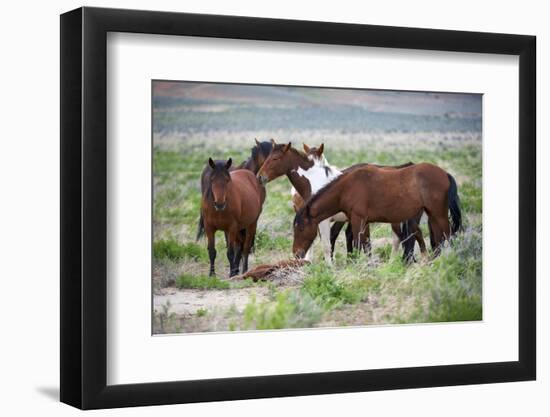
[447,173,462,235]
[196,213,205,241]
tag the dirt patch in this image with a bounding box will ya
[154,286,270,316]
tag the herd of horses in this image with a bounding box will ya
[196,139,462,277]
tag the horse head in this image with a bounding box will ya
[208,157,232,211]
[249,138,273,174]
[292,207,318,258]
[303,143,327,166]
[256,139,292,185]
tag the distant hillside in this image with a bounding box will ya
[152,81,482,133]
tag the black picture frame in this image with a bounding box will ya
[60,6,536,410]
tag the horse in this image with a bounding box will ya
[292,163,461,260]
[201,158,266,277]
[298,147,426,262]
[257,140,424,262]
[196,139,272,241]
[257,140,344,264]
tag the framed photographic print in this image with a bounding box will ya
[60,6,536,410]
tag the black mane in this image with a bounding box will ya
[251,141,273,160]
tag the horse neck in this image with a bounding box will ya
[287,170,312,200]
[288,149,314,171]
[308,184,344,225]
[239,158,257,173]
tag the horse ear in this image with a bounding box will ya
[270,138,277,145]
[303,143,310,153]
[318,143,324,155]
[255,138,260,146]
[208,158,215,169]
[225,158,232,169]
[283,142,291,153]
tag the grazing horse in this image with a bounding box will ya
[196,139,272,241]
[201,158,266,277]
[292,163,461,260]
[257,140,424,262]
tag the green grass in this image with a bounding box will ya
[301,264,362,309]
[175,274,259,290]
[176,274,231,290]
[153,129,483,332]
[153,239,208,262]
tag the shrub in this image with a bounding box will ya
[243,291,322,330]
[301,265,361,309]
[412,231,482,323]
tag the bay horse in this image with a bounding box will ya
[196,139,272,241]
[257,140,424,262]
[292,163,461,260]
[201,158,266,277]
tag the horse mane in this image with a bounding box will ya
[251,141,273,160]
[294,169,351,226]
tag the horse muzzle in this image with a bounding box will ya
[294,249,306,259]
[213,201,227,211]
[257,174,268,185]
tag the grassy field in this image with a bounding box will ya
[152,83,482,334]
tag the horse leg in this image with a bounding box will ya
[428,203,451,257]
[411,211,427,261]
[228,230,242,277]
[426,213,447,258]
[318,220,333,265]
[206,228,216,276]
[242,224,257,273]
[330,221,346,259]
[345,223,353,257]
[413,223,428,261]
[350,214,368,256]
[224,232,233,267]
[427,219,436,251]
[400,219,417,263]
[363,224,371,257]
[390,223,402,256]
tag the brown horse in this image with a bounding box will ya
[293,163,461,259]
[196,139,272,241]
[201,158,266,276]
[257,140,425,261]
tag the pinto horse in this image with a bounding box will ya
[196,139,272,241]
[292,163,461,259]
[257,140,425,262]
[201,158,266,277]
